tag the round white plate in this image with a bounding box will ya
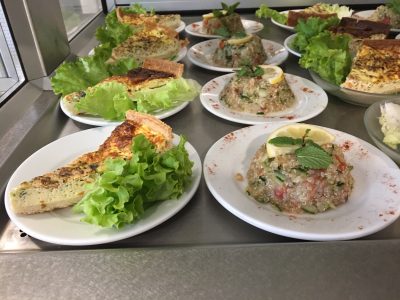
[88,46,187,62]
[396,33,400,39]
[188,39,288,72]
[270,10,297,32]
[60,99,189,127]
[284,33,301,57]
[204,124,400,241]
[353,10,400,32]
[200,73,327,125]
[176,20,186,33]
[185,19,264,38]
[5,128,202,246]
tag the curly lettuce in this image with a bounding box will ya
[256,4,288,24]
[51,45,137,97]
[388,0,400,15]
[299,31,351,85]
[73,78,200,120]
[293,16,340,52]
[73,134,193,229]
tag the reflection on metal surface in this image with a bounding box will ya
[0,221,39,251]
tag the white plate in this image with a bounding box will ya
[284,33,301,57]
[88,46,187,62]
[185,19,264,38]
[4,128,202,246]
[270,10,298,32]
[60,99,189,127]
[188,39,288,72]
[176,20,186,33]
[204,124,400,241]
[353,10,400,32]
[200,73,327,125]
[396,33,400,39]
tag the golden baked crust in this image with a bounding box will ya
[341,40,400,94]
[10,111,173,214]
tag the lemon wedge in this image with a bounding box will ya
[266,123,335,158]
[202,12,214,19]
[260,65,284,84]
[227,34,253,45]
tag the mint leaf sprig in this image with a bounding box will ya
[236,65,264,78]
[213,2,240,17]
[268,129,333,169]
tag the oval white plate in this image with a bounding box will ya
[204,123,400,241]
[270,10,297,32]
[200,73,327,125]
[5,128,202,246]
[185,19,264,38]
[60,99,189,127]
[188,39,288,72]
[353,10,400,32]
[88,46,187,62]
[176,20,186,33]
[284,33,301,57]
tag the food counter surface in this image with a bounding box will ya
[1,13,400,298]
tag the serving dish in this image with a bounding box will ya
[200,73,327,125]
[353,10,400,33]
[187,39,288,72]
[60,98,190,126]
[270,10,298,32]
[176,20,186,33]
[4,127,202,246]
[283,34,301,57]
[364,99,400,164]
[309,71,400,107]
[203,123,400,241]
[185,19,264,38]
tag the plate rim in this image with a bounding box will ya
[184,19,264,38]
[284,33,301,57]
[4,127,202,246]
[203,123,400,241]
[199,72,328,125]
[188,38,288,72]
[60,98,190,126]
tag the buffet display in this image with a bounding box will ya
[4,2,400,245]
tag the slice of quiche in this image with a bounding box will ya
[115,7,181,30]
[341,39,400,94]
[107,24,185,65]
[9,111,173,215]
[63,58,184,114]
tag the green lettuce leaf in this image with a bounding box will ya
[293,16,340,52]
[388,0,400,15]
[51,44,137,97]
[95,10,136,48]
[255,4,287,24]
[73,134,193,229]
[299,31,351,85]
[73,78,200,120]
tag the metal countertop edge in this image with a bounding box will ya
[1,240,400,299]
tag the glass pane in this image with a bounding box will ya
[59,0,102,40]
[0,2,24,103]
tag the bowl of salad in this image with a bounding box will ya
[364,99,400,164]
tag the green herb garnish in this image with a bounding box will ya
[268,130,333,169]
[213,2,240,17]
[236,65,264,78]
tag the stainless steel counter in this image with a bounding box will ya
[1,12,400,299]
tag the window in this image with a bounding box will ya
[59,0,103,40]
[0,2,24,105]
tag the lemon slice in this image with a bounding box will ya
[266,123,335,158]
[227,34,253,45]
[260,65,284,84]
[202,12,214,19]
